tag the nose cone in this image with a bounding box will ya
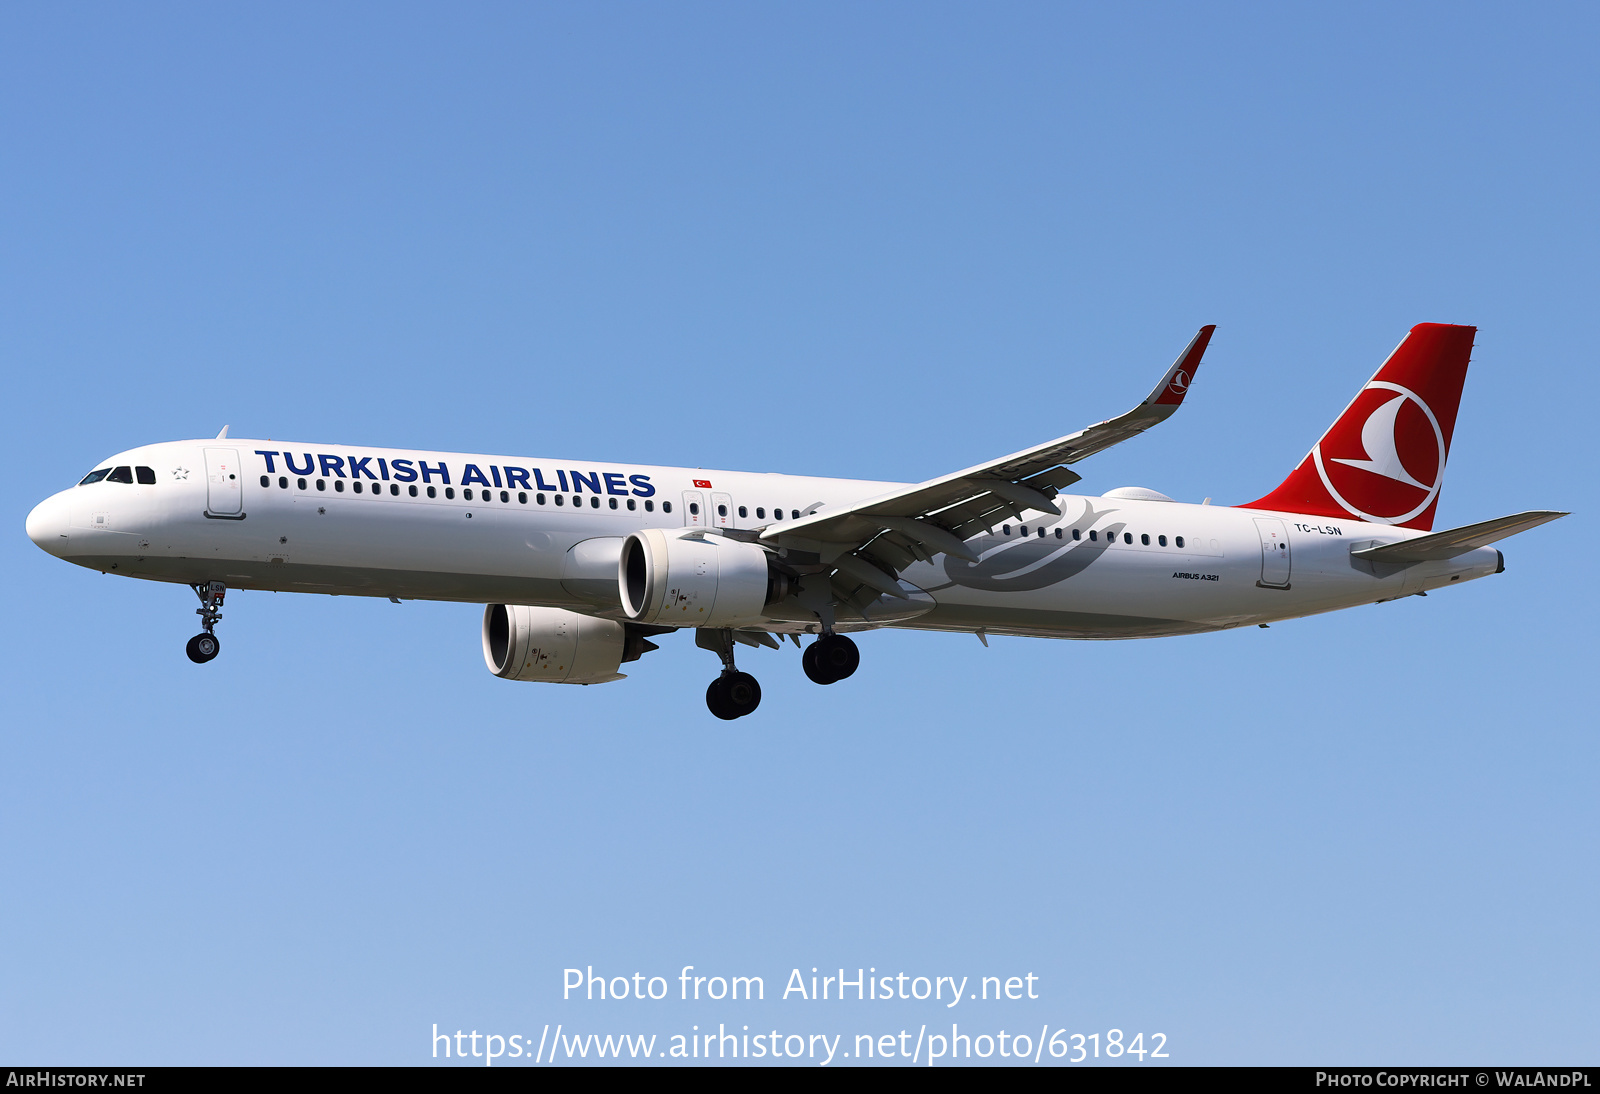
[26,493,70,557]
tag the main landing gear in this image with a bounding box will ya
[707,671,762,721]
[802,634,859,685]
[695,630,861,718]
[697,629,762,720]
[186,581,225,664]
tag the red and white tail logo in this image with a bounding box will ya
[1242,323,1476,530]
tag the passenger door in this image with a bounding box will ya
[711,491,733,528]
[1254,517,1291,588]
[204,447,244,517]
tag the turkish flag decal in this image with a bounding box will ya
[692,479,712,489]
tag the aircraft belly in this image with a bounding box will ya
[101,552,579,606]
[905,603,1218,639]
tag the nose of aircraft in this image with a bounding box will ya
[25,492,71,557]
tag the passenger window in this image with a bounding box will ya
[773,509,782,520]
[354,482,364,494]
[427,486,437,498]
[1019,525,1027,536]
[663,501,672,513]
[1073,528,1081,540]
[555,495,564,506]
[1124,533,1132,544]
[1003,525,1011,535]
[690,503,700,515]
[78,469,111,485]
[717,504,727,516]
[316,479,326,491]
[260,475,270,488]
[1141,533,1149,545]
[1038,528,1045,538]
[298,478,308,490]
[608,497,617,509]
[518,492,527,504]
[136,466,156,484]
[590,497,599,508]
[502,490,510,503]
[644,500,654,512]
[463,489,473,500]
[1055,528,1063,539]
[627,499,636,511]
[738,506,747,518]
[536,493,546,504]
[409,485,418,497]
[756,507,765,519]
[1089,530,1097,541]
[335,480,345,492]
[280,477,288,489]
[445,487,455,499]
[107,466,134,483]
[1175,535,1185,548]
[390,484,399,495]
[791,510,799,519]
[1158,535,1167,546]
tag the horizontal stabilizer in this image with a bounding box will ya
[1351,510,1567,564]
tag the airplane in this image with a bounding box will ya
[24,322,1565,720]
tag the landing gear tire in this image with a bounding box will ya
[803,634,858,685]
[187,582,226,664]
[707,671,762,720]
[186,633,220,664]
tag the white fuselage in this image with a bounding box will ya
[25,438,1502,638]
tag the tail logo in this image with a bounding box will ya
[1312,381,1446,524]
[1167,369,1190,396]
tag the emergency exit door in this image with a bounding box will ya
[711,492,733,528]
[1254,517,1291,588]
[682,490,705,527]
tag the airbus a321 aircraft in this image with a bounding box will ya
[26,323,1564,719]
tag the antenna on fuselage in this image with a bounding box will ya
[215,426,230,439]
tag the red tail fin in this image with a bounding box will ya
[1241,323,1476,530]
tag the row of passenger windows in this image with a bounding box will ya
[690,502,804,521]
[1002,523,1186,549]
[260,475,670,512]
[80,465,156,485]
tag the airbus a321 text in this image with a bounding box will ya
[26,323,1564,719]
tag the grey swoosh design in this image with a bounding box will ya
[924,502,1126,593]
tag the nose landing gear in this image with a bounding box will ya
[802,633,859,685]
[186,582,225,664]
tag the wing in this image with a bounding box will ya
[760,325,1215,609]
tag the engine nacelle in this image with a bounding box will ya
[619,528,788,627]
[482,604,656,685]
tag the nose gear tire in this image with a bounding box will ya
[186,633,220,663]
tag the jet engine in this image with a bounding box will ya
[619,528,790,628]
[482,604,659,685]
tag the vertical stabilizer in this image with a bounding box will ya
[1241,323,1476,530]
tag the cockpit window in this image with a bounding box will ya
[78,469,111,485]
[136,466,156,484]
[106,466,134,484]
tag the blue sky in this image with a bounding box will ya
[1,2,1594,1066]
